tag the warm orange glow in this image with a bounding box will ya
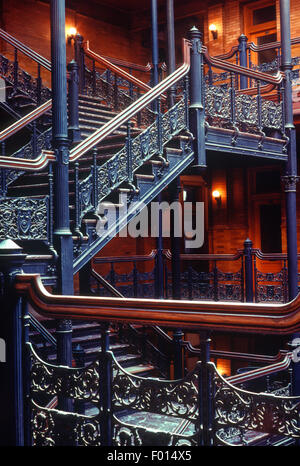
[216,359,231,377]
[67,26,77,37]
[212,190,221,200]
[209,24,217,32]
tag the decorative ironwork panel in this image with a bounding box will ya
[205,84,231,123]
[261,99,282,130]
[31,401,102,446]
[0,53,51,104]
[6,128,52,186]
[212,362,300,445]
[78,173,94,222]
[0,196,49,240]
[96,98,186,206]
[112,355,199,419]
[235,94,258,126]
[29,343,100,403]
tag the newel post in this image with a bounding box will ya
[244,238,254,302]
[0,240,27,446]
[67,60,81,144]
[74,33,85,94]
[238,34,248,89]
[188,26,206,168]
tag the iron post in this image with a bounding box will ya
[188,26,206,168]
[238,34,248,89]
[50,0,74,369]
[280,0,300,397]
[0,240,27,446]
[166,0,176,106]
[244,238,254,303]
[67,60,81,144]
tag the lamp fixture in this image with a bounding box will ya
[212,190,221,205]
[209,23,218,40]
[67,27,77,44]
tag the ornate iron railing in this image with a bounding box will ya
[92,243,297,304]
[11,272,300,446]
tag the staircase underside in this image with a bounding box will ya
[206,126,287,161]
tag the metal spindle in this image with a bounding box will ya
[213,260,218,301]
[113,73,118,110]
[31,121,37,158]
[126,120,133,184]
[13,48,18,91]
[92,147,98,209]
[230,71,236,126]
[74,162,80,233]
[36,63,42,106]
[257,80,262,131]
[92,60,96,96]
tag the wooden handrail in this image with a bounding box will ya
[203,46,284,84]
[0,38,191,171]
[91,269,125,298]
[214,36,300,60]
[227,352,292,385]
[163,249,243,262]
[0,99,52,143]
[14,273,300,335]
[84,41,167,100]
[88,49,152,74]
[93,249,157,263]
[0,28,51,71]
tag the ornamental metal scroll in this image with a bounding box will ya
[211,362,300,445]
[31,401,102,446]
[29,343,100,403]
[29,342,102,446]
[84,67,154,125]
[93,98,186,208]
[5,128,52,187]
[0,196,49,241]
[205,83,283,131]
[112,355,199,419]
[0,53,51,105]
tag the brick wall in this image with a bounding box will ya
[1,0,150,85]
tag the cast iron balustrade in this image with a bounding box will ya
[7,271,300,446]
[91,241,296,304]
[212,34,300,88]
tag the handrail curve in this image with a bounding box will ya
[0,38,191,171]
[203,46,284,84]
[0,28,51,71]
[84,41,152,94]
[0,99,52,143]
[14,273,300,335]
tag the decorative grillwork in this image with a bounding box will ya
[5,128,52,186]
[212,362,300,445]
[26,341,300,446]
[112,357,199,419]
[94,98,185,207]
[205,83,283,131]
[0,53,51,105]
[0,196,49,240]
[255,269,288,303]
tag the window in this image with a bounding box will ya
[244,1,277,66]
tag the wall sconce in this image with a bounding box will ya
[67,27,77,44]
[212,190,221,206]
[209,24,218,40]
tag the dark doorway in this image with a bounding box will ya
[260,204,282,253]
